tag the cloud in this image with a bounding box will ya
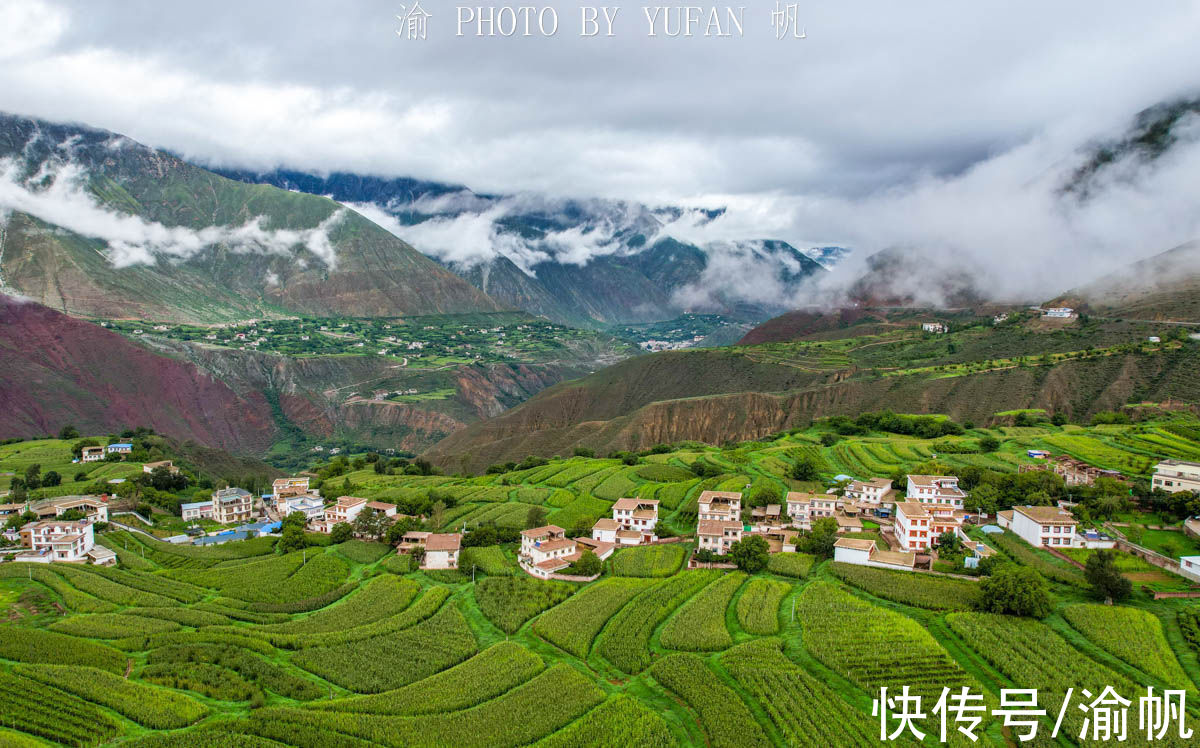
[0,157,347,268]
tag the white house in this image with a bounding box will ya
[142,460,179,475]
[1043,307,1076,318]
[1179,556,1200,583]
[696,519,743,555]
[922,322,947,334]
[212,487,254,525]
[591,518,620,544]
[697,491,741,522]
[422,533,461,570]
[608,497,659,544]
[272,477,311,502]
[105,443,133,456]
[833,537,916,571]
[906,474,966,539]
[32,496,108,524]
[519,525,578,578]
[1151,460,1200,495]
[784,491,815,530]
[81,446,104,463]
[1010,505,1077,548]
[894,501,933,552]
[180,500,214,521]
[324,496,367,527]
[18,519,96,562]
[364,501,397,518]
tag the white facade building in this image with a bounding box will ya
[1010,505,1077,548]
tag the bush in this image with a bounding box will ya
[978,565,1051,618]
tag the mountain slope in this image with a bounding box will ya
[0,295,277,451]
[1048,241,1200,322]
[0,113,502,322]
[214,167,832,326]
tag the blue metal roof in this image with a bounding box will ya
[107,443,133,449]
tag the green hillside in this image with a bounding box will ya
[3,414,1200,745]
[425,311,1200,471]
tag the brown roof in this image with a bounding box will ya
[632,509,658,520]
[534,557,570,571]
[894,501,929,519]
[336,495,367,507]
[697,519,742,536]
[872,550,917,568]
[144,460,174,469]
[998,510,1014,522]
[698,491,742,505]
[835,516,864,529]
[592,518,620,531]
[612,497,658,511]
[521,524,565,539]
[365,501,395,511]
[424,533,461,552]
[1013,506,1077,526]
[785,491,823,503]
[834,537,876,551]
[616,529,642,540]
[573,537,615,556]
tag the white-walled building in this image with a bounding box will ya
[833,537,916,571]
[922,322,947,334]
[213,487,254,524]
[1043,307,1076,318]
[697,491,742,522]
[1010,505,1077,548]
[519,525,578,578]
[606,497,659,544]
[272,477,311,501]
[422,533,461,570]
[844,478,894,506]
[180,500,214,521]
[105,443,133,456]
[894,501,933,552]
[31,496,108,524]
[785,492,815,530]
[1151,460,1200,494]
[18,519,96,562]
[1179,556,1200,583]
[591,518,620,544]
[696,519,743,555]
[81,446,104,463]
[324,496,367,527]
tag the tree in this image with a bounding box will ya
[353,508,391,541]
[41,471,62,488]
[572,447,594,458]
[572,549,602,576]
[790,456,820,482]
[1084,550,1132,603]
[729,535,770,573]
[979,435,1000,453]
[278,524,308,554]
[429,500,447,531]
[978,565,1051,618]
[74,471,88,482]
[525,505,548,529]
[797,517,839,558]
[58,425,79,440]
[935,531,962,554]
[282,511,307,531]
[966,483,1000,516]
[23,464,41,490]
[329,523,353,543]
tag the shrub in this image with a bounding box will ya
[978,565,1051,618]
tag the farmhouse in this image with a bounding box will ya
[921,322,947,334]
[519,525,578,578]
[844,478,894,506]
[364,501,397,517]
[608,497,659,544]
[1042,307,1076,318]
[833,537,915,571]
[785,491,819,530]
[272,477,312,500]
[1010,505,1077,548]
[750,504,781,522]
[1021,455,1123,486]
[323,496,367,527]
[893,501,932,552]
[1180,556,1200,583]
[906,475,965,509]
[591,518,620,544]
[17,519,103,563]
[142,460,179,475]
[31,495,108,523]
[697,491,741,522]
[696,519,743,555]
[573,536,615,561]
[80,446,104,463]
[422,533,462,570]
[180,500,213,521]
[396,531,431,554]
[212,487,255,524]
[1151,459,1200,494]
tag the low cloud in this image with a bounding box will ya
[0,157,347,268]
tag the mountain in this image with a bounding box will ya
[0,295,277,451]
[212,167,834,327]
[425,316,1200,472]
[1047,240,1200,322]
[0,113,501,323]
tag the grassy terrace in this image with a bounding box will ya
[3,412,1200,745]
[101,312,637,369]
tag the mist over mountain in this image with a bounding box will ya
[213,167,836,327]
[0,113,500,322]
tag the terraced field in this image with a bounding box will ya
[3,416,1200,746]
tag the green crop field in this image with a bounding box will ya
[4,414,1200,746]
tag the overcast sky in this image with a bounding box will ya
[2,0,1199,298]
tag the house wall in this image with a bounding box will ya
[423,549,458,569]
[834,546,871,565]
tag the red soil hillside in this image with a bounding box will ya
[0,295,277,453]
[737,308,888,345]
